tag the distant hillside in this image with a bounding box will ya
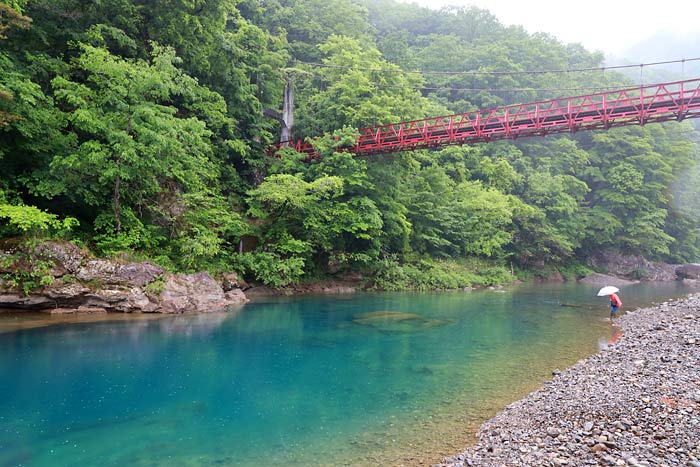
[607,30,700,83]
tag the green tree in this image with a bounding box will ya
[41,42,245,267]
[0,1,31,127]
[244,0,372,62]
[0,1,30,40]
[295,35,446,135]
[581,128,675,257]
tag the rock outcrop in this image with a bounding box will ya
[581,251,700,285]
[676,263,700,280]
[159,272,247,314]
[586,250,679,281]
[577,272,639,286]
[76,259,164,287]
[0,241,247,313]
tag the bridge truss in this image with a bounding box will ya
[276,78,700,158]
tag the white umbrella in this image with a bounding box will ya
[597,286,619,296]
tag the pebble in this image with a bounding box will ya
[435,293,700,467]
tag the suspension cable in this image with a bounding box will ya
[298,57,700,76]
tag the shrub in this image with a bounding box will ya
[366,256,511,291]
[0,203,78,238]
[1,243,55,295]
[231,250,306,287]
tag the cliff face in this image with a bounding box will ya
[0,241,248,313]
[579,252,700,288]
[586,250,681,281]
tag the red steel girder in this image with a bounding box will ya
[275,78,700,159]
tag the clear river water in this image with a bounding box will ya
[0,281,694,467]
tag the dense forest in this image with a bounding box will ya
[1,0,699,290]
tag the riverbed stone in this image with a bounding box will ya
[591,443,608,453]
[437,293,700,467]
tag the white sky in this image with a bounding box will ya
[394,0,700,57]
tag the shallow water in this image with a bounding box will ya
[0,281,693,466]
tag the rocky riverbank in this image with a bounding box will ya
[0,241,247,313]
[435,294,700,467]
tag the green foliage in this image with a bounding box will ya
[0,203,78,237]
[171,192,249,271]
[578,127,679,258]
[232,250,306,287]
[1,241,55,295]
[366,255,511,291]
[556,262,593,281]
[0,0,698,292]
[294,35,447,136]
[144,274,166,296]
[92,210,164,256]
[245,0,372,62]
[0,2,30,40]
[0,53,72,189]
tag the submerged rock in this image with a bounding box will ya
[353,310,422,322]
[352,310,452,332]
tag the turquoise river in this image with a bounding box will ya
[0,281,694,467]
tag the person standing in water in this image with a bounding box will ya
[609,292,622,320]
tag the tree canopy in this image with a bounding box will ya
[1,0,699,287]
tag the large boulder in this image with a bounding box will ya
[81,286,158,313]
[1,240,86,277]
[160,272,248,313]
[1,272,248,313]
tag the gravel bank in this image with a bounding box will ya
[435,294,700,467]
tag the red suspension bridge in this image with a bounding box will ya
[276,78,700,158]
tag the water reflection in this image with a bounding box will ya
[0,307,243,336]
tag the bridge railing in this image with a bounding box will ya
[275,78,700,158]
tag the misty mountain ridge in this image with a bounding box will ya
[606,29,700,83]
